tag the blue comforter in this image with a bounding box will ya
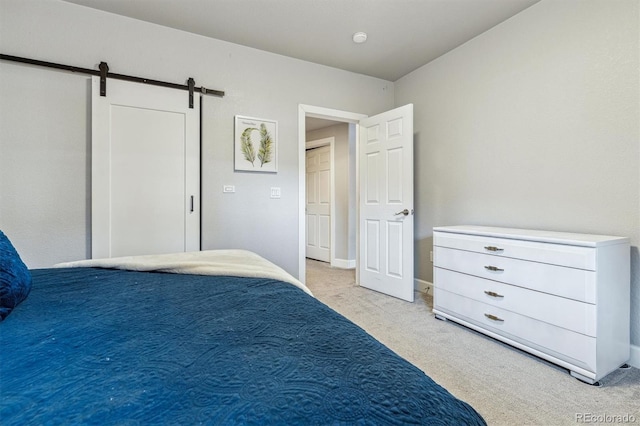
[0,268,485,425]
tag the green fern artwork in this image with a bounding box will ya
[257,123,273,167]
[240,127,258,166]
[235,115,277,172]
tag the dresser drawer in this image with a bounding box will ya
[434,231,596,270]
[434,268,596,336]
[434,288,596,372]
[434,246,596,303]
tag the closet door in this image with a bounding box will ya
[305,145,332,262]
[91,77,200,258]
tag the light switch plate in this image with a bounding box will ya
[270,187,281,198]
[223,185,235,193]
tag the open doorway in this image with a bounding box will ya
[298,105,367,283]
[299,104,415,302]
[305,120,357,268]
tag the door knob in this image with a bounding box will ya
[394,209,412,216]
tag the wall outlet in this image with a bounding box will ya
[223,185,235,193]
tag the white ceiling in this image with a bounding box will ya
[63,0,540,82]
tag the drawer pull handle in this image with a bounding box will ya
[484,265,504,272]
[484,313,504,322]
[484,246,504,252]
[484,290,504,298]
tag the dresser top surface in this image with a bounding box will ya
[433,225,629,247]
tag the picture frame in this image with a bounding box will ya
[234,115,278,173]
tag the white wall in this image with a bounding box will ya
[0,65,91,265]
[0,0,394,277]
[395,0,640,362]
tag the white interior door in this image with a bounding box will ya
[358,104,414,301]
[92,77,200,258]
[306,145,331,262]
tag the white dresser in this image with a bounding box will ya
[433,225,630,384]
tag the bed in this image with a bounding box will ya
[1,234,485,425]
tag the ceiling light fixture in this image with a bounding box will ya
[352,32,368,44]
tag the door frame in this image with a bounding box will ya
[305,137,335,265]
[298,105,367,283]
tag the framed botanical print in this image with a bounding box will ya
[234,115,277,173]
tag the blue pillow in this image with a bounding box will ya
[0,230,32,321]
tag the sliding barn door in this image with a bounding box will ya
[91,77,200,258]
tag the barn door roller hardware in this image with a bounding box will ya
[188,77,195,109]
[99,61,109,96]
[0,54,225,107]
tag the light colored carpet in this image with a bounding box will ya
[305,259,640,426]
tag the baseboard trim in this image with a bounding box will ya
[331,258,356,269]
[414,278,432,295]
[629,344,640,369]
